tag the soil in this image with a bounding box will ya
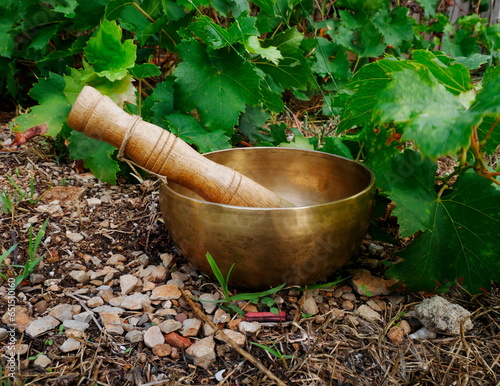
[0,116,499,386]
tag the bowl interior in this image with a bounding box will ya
[167,147,373,207]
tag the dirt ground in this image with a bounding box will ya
[0,116,499,385]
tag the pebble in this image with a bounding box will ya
[29,273,46,284]
[160,253,174,268]
[100,312,124,335]
[213,308,230,325]
[414,296,473,335]
[25,316,60,338]
[152,343,172,357]
[139,265,168,282]
[2,306,34,333]
[350,269,398,296]
[302,296,319,315]
[74,311,94,323]
[355,304,381,321]
[216,329,246,347]
[87,297,104,308]
[120,293,151,310]
[151,284,182,300]
[93,306,125,314]
[60,338,81,352]
[63,320,89,331]
[125,330,144,343]
[227,319,242,330]
[181,318,202,337]
[238,321,260,334]
[185,336,216,369]
[120,275,140,295]
[86,197,101,206]
[158,319,182,334]
[107,254,126,265]
[69,270,90,283]
[34,354,51,368]
[387,321,411,344]
[49,304,75,322]
[366,299,383,312]
[143,326,164,348]
[164,332,191,349]
[342,300,354,311]
[66,233,84,243]
[341,292,356,301]
[167,278,185,289]
[65,329,85,339]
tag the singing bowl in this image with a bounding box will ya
[159,147,375,288]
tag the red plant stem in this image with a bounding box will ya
[246,311,286,323]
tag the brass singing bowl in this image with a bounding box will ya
[159,148,375,288]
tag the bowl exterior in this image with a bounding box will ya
[159,148,375,288]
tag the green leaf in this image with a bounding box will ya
[245,36,282,65]
[53,0,78,18]
[73,0,108,30]
[0,13,15,58]
[68,131,120,184]
[321,137,353,159]
[165,113,231,153]
[85,20,137,82]
[477,115,500,154]
[373,68,480,159]
[142,79,176,126]
[372,7,414,48]
[454,53,490,69]
[13,73,71,137]
[238,105,270,142]
[412,50,471,95]
[278,131,315,150]
[387,172,500,293]
[336,0,389,15]
[415,0,437,17]
[311,37,351,82]
[174,40,261,134]
[129,63,161,79]
[472,65,500,115]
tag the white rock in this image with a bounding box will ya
[34,354,51,368]
[151,284,181,300]
[185,336,216,369]
[158,319,182,334]
[144,326,164,348]
[86,198,101,206]
[216,329,246,347]
[73,311,94,323]
[238,321,261,334]
[67,233,84,243]
[181,318,202,337]
[355,304,381,321]
[100,312,124,335]
[125,330,144,343]
[26,316,60,338]
[107,254,126,265]
[60,338,81,352]
[120,274,139,295]
[49,304,74,322]
[120,293,151,310]
[0,328,8,341]
[62,320,89,331]
[414,296,473,335]
[213,308,230,325]
[65,329,85,339]
[167,278,185,289]
[69,270,90,283]
[160,253,174,267]
[93,305,125,314]
[139,265,167,282]
[409,327,437,340]
[199,293,219,314]
[302,296,319,316]
[87,297,104,308]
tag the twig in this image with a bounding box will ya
[180,288,287,386]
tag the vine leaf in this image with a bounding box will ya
[387,171,500,293]
[13,73,71,137]
[373,67,480,159]
[68,131,120,184]
[372,7,414,49]
[84,20,136,82]
[174,39,261,134]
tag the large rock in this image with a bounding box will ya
[414,296,473,334]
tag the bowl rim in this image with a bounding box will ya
[162,147,376,210]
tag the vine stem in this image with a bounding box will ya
[480,114,500,148]
[469,126,500,185]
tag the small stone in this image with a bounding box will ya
[87,297,104,308]
[175,312,188,323]
[181,318,202,337]
[121,293,151,310]
[355,304,381,321]
[108,296,124,307]
[139,265,168,282]
[409,327,437,340]
[125,330,144,343]
[49,304,74,322]
[213,308,230,325]
[120,274,140,295]
[107,254,126,265]
[93,306,125,314]
[414,296,473,335]
[152,343,172,357]
[3,306,34,333]
[42,186,85,205]
[199,293,219,314]
[29,273,45,284]
[144,326,164,348]
[69,270,90,283]
[63,320,89,331]
[302,296,319,316]
[350,269,397,296]
[158,319,182,334]
[227,319,242,330]
[34,300,48,314]
[238,321,261,334]
[74,311,94,323]
[142,281,156,292]
[387,326,406,344]
[86,197,101,206]
[185,336,216,369]
[151,284,181,300]
[203,323,216,337]
[160,253,175,268]
[67,233,84,243]
[34,354,51,368]
[341,292,356,301]
[216,329,246,347]
[342,300,354,311]
[25,316,60,337]
[167,278,185,289]
[100,312,124,335]
[164,332,191,349]
[136,253,149,266]
[65,329,85,339]
[366,299,383,312]
[60,338,81,352]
